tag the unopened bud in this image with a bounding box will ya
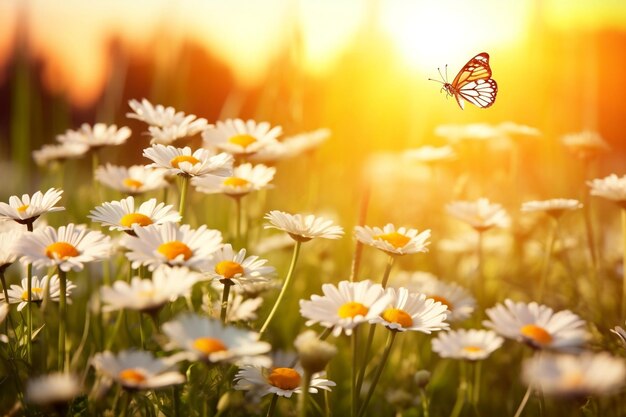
[294,330,337,374]
[414,370,431,388]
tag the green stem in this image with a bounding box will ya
[0,270,16,338]
[58,268,67,371]
[178,175,190,221]
[120,391,132,417]
[220,281,233,323]
[476,230,484,306]
[266,394,278,417]
[357,331,397,417]
[350,185,371,282]
[105,310,124,350]
[27,221,33,363]
[419,388,430,417]
[234,197,243,248]
[351,330,359,417]
[380,255,395,288]
[538,218,558,302]
[139,311,146,349]
[449,362,467,417]
[298,370,312,417]
[513,384,533,417]
[259,240,302,337]
[472,361,482,406]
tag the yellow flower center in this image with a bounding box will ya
[338,302,369,319]
[520,324,553,346]
[215,261,244,279]
[381,308,413,328]
[462,345,484,353]
[223,177,250,187]
[267,367,301,390]
[157,241,193,261]
[45,242,79,259]
[17,204,29,212]
[192,337,228,355]
[228,134,257,148]
[430,295,453,311]
[170,155,200,168]
[118,368,147,384]
[375,232,410,249]
[21,287,43,301]
[123,178,144,189]
[120,213,153,228]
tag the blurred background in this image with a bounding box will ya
[0,0,625,211]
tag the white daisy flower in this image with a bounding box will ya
[250,128,331,163]
[32,142,89,166]
[264,210,344,242]
[202,119,282,155]
[56,123,131,148]
[299,280,391,337]
[431,329,504,361]
[88,197,181,233]
[370,287,448,333]
[26,373,81,405]
[521,199,583,218]
[95,164,168,195]
[522,352,626,397]
[403,145,456,164]
[127,98,209,144]
[205,293,263,323]
[100,266,200,313]
[588,174,626,206]
[354,224,431,256]
[234,365,335,398]
[435,123,501,142]
[162,313,271,365]
[483,299,588,352]
[498,122,541,140]
[392,271,476,322]
[121,222,222,271]
[446,198,511,231]
[15,224,111,272]
[143,144,233,178]
[192,163,276,197]
[92,350,185,390]
[0,230,23,268]
[561,131,610,159]
[0,188,64,225]
[203,244,275,286]
[2,274,76,311]
[611,323,626,349]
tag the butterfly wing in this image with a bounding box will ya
[450,52,498,109]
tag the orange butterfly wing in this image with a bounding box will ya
[449,53,498,110]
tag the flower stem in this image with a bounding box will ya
[259,240,302,337]
[178,175,190,220]
[220,281,233,323]
[351,330,359,417]
[419,387,430,417]
[513,384,533,417]
[234,197,243,248]
[380,255,395,288]
[0,270,16,338]
[471,361,482,406]
[538,218,558,302]
[266,394,278,417]
[58,268,67,371]
[298,370,312,417]
[26,221,33,363]
[476,230,484,305]
[357,331,397,417]
[449,362,467,417]
[350,185,371,282]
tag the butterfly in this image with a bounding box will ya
[429,52,498,110]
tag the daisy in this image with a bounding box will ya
[234,364,335,398]
[483,299,588,352]
[446,198,510,232]
[522,352,626,397]
[561,131,609,160]
[294,330,338,374]
[521,199,583,218]
[264,210,344,242]
[435,123,501,142]
[95,164,168,195]
[92,350,185,390]
[354,224,431,256]
[299,280,390,337]
[250,128,331,163]
[127,98,209,144]
[588,174,626,207]
[431,329,504,361]
[143,144,233,178]
[15,224,111,272]
[0,229,23,270]
[202,118,282,156]
[88,197,181,233]
[100,266,200,313]
[370,287,448,333]
[403,145,456,164]
[26,373,81,406]
[57,123,132,148]
[0,188,64,225]
[32,142,89,166]
[192,163,276,197]
[122,222,222,271]
[3,274,76,311]
[204,293,263,323]
[498,122,541,140]
[161,313,271,365]
[392,271,475,322]
[203,244,275,286]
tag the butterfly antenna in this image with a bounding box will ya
[445,64,449,83]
